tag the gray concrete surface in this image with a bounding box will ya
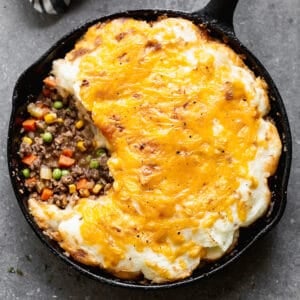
[0,0,299,299]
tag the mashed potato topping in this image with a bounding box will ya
[29,18,281,282]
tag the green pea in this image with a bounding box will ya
[61,170,70,177]
[89,159,99,169]
[42,132,53,143]
[52,168,62,180]
[53,101,63,109]
[96,148,106,157]
[22,168,30,178]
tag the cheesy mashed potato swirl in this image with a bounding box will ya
[29,18,281,282]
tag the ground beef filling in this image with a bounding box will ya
[18,80,113,209]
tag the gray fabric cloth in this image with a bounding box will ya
[29,0,71,14]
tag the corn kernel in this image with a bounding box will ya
[22,136,32,145]
[93,139,102,148]
[75,120,84,129]
[56,118,64,123]
[77,141,86,152]
[92,184,103,194]
[79,189,90,197]
[68,184,76,194]
[44,113,57,124]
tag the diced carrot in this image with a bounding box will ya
[41,188,53,201]
[62,148,73,158]
[43,76,57,88]
[58,154,75,167]
[76,178,89,190]
[22,154,37,165]
[25,177,36,186]
[22,119,36,131]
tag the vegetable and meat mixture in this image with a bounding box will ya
[18,77,113,208]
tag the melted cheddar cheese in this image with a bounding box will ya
[30,17,282,283]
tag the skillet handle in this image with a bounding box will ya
[194,0,239,33]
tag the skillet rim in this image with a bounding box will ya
[7,8,292,289]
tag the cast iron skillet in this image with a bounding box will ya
[8,0,292,289]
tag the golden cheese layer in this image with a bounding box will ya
[31,17,282,282]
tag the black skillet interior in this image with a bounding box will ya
[8,0,292,289]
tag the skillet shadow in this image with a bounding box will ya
[17,0,89,28]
